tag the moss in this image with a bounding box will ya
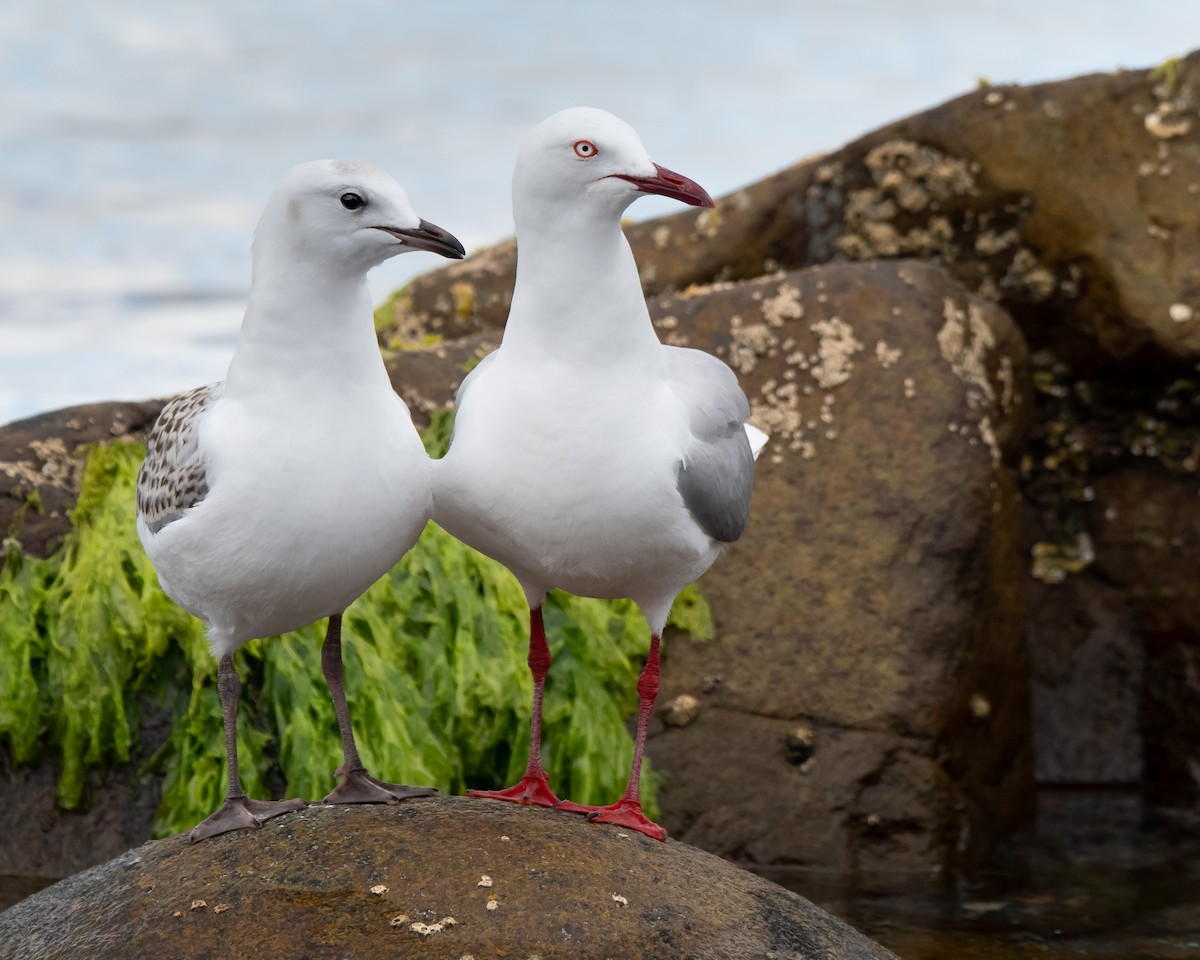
[0,414,712,836]
[1150,56,1186,94]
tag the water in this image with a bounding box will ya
[2,0,1197,425]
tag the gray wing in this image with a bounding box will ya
[136,383,221,536]
[665,347,756,543]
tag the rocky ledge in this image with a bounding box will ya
[0,796,895,960]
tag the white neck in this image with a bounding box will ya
[501,202,661,367]
[224,248,388,400]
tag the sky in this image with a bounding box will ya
[1,0,1197,424]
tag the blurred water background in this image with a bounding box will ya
[1,0,1197,426]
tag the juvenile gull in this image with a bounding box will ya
[137,160,465,842]
[435,108,766,841]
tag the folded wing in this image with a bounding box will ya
[666,347,759,544]
[136,383,221,535]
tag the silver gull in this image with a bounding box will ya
[435,108,766,841]
[136,159,465,842]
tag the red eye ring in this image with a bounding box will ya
[573,139,598,159]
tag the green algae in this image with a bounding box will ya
[0,413,712,836]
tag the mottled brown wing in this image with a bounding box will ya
[136,383,221,535]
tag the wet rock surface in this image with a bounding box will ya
[0,797,897,960]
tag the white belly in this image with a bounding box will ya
[434,363,718,620]
[141,396,431,653]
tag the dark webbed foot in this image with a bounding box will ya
[323,767,438,805]
[189,795,307,843]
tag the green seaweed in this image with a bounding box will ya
[1150,55,1186,94]
[0,415,712,836]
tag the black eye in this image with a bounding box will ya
[340,192,365,210]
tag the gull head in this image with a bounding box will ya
[513,108,714,225]
[255,160,466,272]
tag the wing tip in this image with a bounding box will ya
[745,424,769,460]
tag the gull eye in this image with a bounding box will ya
[340,192,365,210]
[572,139,598,159]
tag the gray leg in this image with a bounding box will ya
[189,654,306,843]
[320,614,437,804]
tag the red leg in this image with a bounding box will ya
[470,606,566,807]
[583,634,668,841]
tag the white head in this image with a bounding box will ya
[253,159,465,273]
[512,107,713,228]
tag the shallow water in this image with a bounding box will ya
[5,790,1197,957]
[782,790,1200,959]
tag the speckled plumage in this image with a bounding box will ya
[136,383,220,535]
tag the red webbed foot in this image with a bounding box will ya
[469,769,564,808]
[585,796,668,841]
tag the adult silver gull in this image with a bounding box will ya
[435,108,766,840]
[136,159,465,842]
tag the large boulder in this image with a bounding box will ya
[0,797,897,960]
[640,260,1033,869]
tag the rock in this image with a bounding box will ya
[1088,468,1200,803]
[1026,577,1143,784]
[1089,468,1200,638]
[376,51,1200,372]
[641,260,1034,869]
[0,738,164,881]
[0,401,164,558]
[0,797,897,960]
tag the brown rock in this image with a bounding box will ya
[0,798,897,960]
[0,401,164,558]
[1088,468,1200,802]
[385,330,500,421]
[1026,577,1143,785]
[377,51,1200,371]
[641,260,1034,869]
[0,742,163,880]
[1089,468,1200,637]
